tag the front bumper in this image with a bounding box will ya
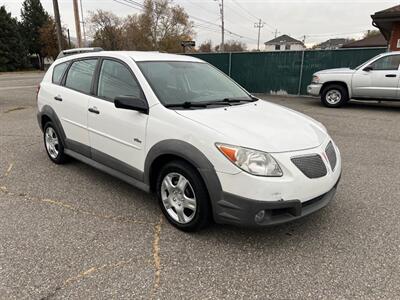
[307,83,323,96]
[214,175,340,227]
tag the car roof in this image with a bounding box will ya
[54,50,203,64]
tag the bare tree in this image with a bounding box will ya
[39,17,68,59]
[215,40,247,52]
[198,40,212,53]
[88,10,124,50]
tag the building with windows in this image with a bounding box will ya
[341,33,387,49]
[314,38,350,50]
[371,5,400,51]
[264,35,306,51]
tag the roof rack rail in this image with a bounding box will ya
[56,47,104,59]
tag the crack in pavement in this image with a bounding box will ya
[1,185,166,299]
[2,106,27,113]
[0,162,13,179]
[150,215,163,299]
[40,256,152,300]
[0,134,42,138]
[0,186,157,226]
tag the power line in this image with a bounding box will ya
[112,0,143,11]
[231,0,259,21]
[224,3,256,24]
[112,0,258,43]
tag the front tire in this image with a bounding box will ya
[43,122,67,164]
[321,84,349,108]
[156,160,211,232]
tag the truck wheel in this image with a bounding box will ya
[321,84,349,108]
[156,160,211,232]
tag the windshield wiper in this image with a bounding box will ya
[164,101,208,108]
[215,97,258,105]
[165,98,258,109]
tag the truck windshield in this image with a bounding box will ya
[137,61,252,107]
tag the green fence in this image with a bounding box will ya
[187,47,387,95]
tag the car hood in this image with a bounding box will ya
[317,67,355,75]
[176,100,328,153]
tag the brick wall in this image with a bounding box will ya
[389,22,400,51]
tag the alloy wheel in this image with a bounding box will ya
[326,89,342,105]
[45,127,59,159]
[160,172,197,224]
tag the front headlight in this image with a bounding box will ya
[312,75,320,83]
[216,143,283,177]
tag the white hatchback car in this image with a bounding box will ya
[37,50,342,231]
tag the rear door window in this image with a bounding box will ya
[65,59,98,94]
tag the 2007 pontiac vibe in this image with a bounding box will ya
[37,49,341,231]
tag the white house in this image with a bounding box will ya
[264,34,305,51]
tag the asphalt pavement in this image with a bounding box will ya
[0,72,399,299]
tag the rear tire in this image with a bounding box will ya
[156,160,211,232]
[321,84,349,108]
[43,122,67,164]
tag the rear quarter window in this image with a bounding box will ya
[52,62,68,85]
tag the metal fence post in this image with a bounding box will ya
[228,52,232,77]
[297,50,305,95]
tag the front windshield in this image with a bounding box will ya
[354,54,382,70]
[137,61,251,106]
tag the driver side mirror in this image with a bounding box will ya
[114,96,149,114]
[363,66,373,72]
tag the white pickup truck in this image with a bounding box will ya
[307,51,400,107]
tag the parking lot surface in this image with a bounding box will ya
[1,72,400,299]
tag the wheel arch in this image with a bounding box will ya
[37,105,67,142]
[321,81,351,98]
[144,140,222,214]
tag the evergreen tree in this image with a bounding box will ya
[0,6,28,71]
[20,0,49,68]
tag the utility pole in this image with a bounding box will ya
[274,29,280,38]
[72,0,82,48]
[254,19,265,51]
[67,29,71,48]
[216,0,225,52]
[52,0,63,52]
[79,0,87,46]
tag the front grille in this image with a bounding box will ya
[291,155,327,179]
[325,141,337,171]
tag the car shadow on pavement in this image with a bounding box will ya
[346,100,400,112]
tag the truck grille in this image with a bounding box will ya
[291,155,327,179]
[325,141,337,171]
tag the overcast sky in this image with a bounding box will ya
[3,0,399,49]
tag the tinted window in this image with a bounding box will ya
[370,55,400,71]
[65,59,97,94]
[52,62,68,84]
[98,60,142,101]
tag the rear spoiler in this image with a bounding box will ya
[56,47,104,59]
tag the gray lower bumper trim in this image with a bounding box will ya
[214,177,340,227]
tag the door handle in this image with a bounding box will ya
[88,107,100,114]
[385,74,397,78]
[54,96,62,101]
